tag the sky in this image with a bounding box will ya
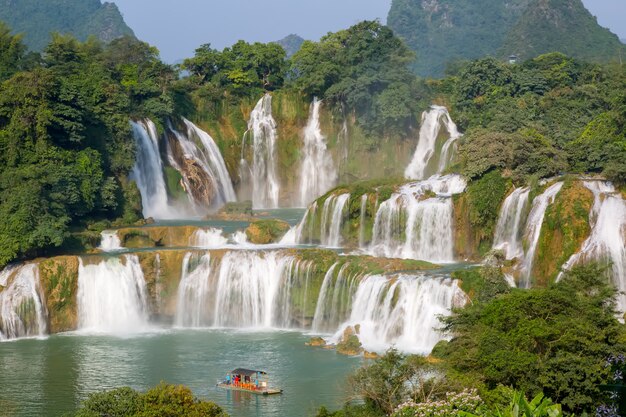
[109,0,626,63]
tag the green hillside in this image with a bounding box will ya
[501,0,625,62]
[0,0,134,51]
[388,0,625,77]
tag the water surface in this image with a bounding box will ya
[0,330,359,417]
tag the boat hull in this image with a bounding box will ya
[217,383,283,395]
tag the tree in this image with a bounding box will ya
[183,40,287,96]
[0,22,27,81]
[72,383,227,417]
[348,350,458,415]
[437,264,625,414]
[290,20,417,135]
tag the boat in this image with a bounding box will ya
[217,368,283,395]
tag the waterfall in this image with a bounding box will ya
[166,119,236,212]
[405,106,462,180]
[493,187,530,259]
[518,182,564,288]
[298,98,337,206]
[230,231,249,245]
[191,228,229,248]
[321,194,350,247]
[130,120,177,219]
[311,264,361,333]
[246,94,280,209]
[330,274,465,354]
[358,194,368,248]
[558,181,626,310]
[0,264,47,340]
[368,175,467,262]
[175,251,312,329]
[77,256,150,334]
[99,231,123,252]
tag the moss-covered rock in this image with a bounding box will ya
[532,180,593,286]
[245,219,290,244]
[116,226,204,248]
[38,256,80,333]
[336,325,363,356]
[454,171,510,261]
[306,337,327,347]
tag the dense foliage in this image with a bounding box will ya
[447,54,626,184]
[0,30,179,268]
[436,264,626,414]
[388,0,625,77]
[0,0,134,52]
[290,21,417,136]
[71,383,227,417]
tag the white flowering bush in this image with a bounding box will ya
[391,389,483,417]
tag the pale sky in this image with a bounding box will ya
[108,0,626,63]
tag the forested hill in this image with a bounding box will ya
[0,0,134,51]
[388,0,625,77]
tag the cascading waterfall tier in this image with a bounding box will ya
[289,194,351,247]
[368,175,467,262]
[244,94,280,209]
[173,249,465,353]
[558,181,626,310]
[131,118,236,219]
[493,187,530,259]
[166,118,236,212]
[311,264,362,333]
[298,98,337,207]
[130,120,178,219]
[0,264,48,341]
[329,274,466,354]
[175,251,312,329]
[77,256,150,334]
[191,228,229,248]
[405,106,462,180]
[518,182,563,288]
[99,231,123,252]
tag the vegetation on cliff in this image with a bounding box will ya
[0,29,180,268]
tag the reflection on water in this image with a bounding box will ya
[0,330,358,417]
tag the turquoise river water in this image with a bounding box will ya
[0,329,360,417]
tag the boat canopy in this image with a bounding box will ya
[230,368,267,376]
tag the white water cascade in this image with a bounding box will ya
[493,187,531,259]
[245,94,280,209]
[405,106,462,180]
[77,256,150,334]
[130,120,178,219]
[330,274,466,354]
[311,264,362,333]
[518,182,564,288]
[358,194,368,248]
[191,228,229,248]
[291,194,351,247]
[558,181,626,310]
[321,194,350,247]
[299,98,337,206]
[167,119,236,212]
[368,175,467,262]
[99,231,123,252]
[0,264,47,340]
[175,251,312,329]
